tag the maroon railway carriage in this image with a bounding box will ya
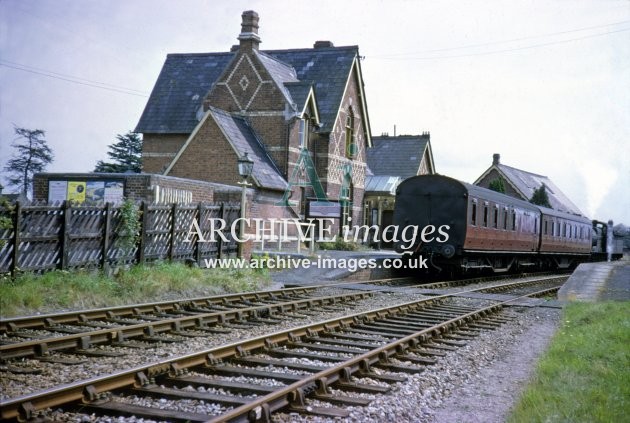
[393,174,592,273]
[538,206,592,266]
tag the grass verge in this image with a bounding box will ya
[509,301,630,423]
[0,262,270,317]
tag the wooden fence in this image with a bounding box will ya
[0,201,240,277]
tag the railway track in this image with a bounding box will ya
[0,275,564,361]
[0,276,566,422]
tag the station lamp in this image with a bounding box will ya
[237,152,254,258]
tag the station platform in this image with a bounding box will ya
[558,257,630,302]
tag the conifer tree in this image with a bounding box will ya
[488,177,506,193]
[3,127,54,196]
[94,132,142,173]
[530,184,552,208]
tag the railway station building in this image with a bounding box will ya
[475,153,584,216]
[134,10,372,236]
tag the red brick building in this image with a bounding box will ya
[135,10,372,234]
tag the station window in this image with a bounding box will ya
[299,187,306,217]
[298,118,309,149]
[345,111,355,159]
[471,201,477,225]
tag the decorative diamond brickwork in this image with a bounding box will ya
[224,54,263,111]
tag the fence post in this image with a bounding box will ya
[10,201,21,278]
[168,203,178,262]
[217,203,225,259]
[60,200,71,270]
[101,203,111,271]
[137,201,148,264]
[195,202,203,266]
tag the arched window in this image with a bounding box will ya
[299,117,309,149]
[345,110,355,159]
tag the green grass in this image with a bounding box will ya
[0,262,270,317]
[509,301,630,423]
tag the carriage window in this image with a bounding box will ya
[535,218,538,234]
[544,220,548,235]
[483,205,488,227]
[503,209,508,230]
[511,211,516,230]
[493,206,499,228]
[471,201,477,225]
[563,223,567,237]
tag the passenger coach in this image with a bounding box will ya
[393,174,592,273]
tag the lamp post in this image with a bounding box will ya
[237,152,254,258]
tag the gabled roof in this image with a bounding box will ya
[208,108,287,191]
[367,135,434,179]
[163,107,287,191]
[255,50,299,108]
[475,161,583,215]
[135,46,360,134]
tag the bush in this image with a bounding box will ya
[317,237,360,251]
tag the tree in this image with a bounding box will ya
[530,184,552,208]
[94,131,142,173]
[488,177,506,193]
[3,127,54,196]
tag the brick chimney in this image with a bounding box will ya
[238,10,261,51]
[493,153,500,165]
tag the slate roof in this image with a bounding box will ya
[492,164,583,215]
[208,107,287,191]
[255,50,298,106]
[136,46,359,134]
[284,81,314,115]
[367,135,431,179]
[136,52,235,134]
[265,46,358,132]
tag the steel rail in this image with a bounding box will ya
[0,275,565,360]
[0,291,372,360]
[211,283,563,422]
[0,277,564,421]
[0,277,412,333]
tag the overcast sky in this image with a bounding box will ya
[1,0,628,223]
